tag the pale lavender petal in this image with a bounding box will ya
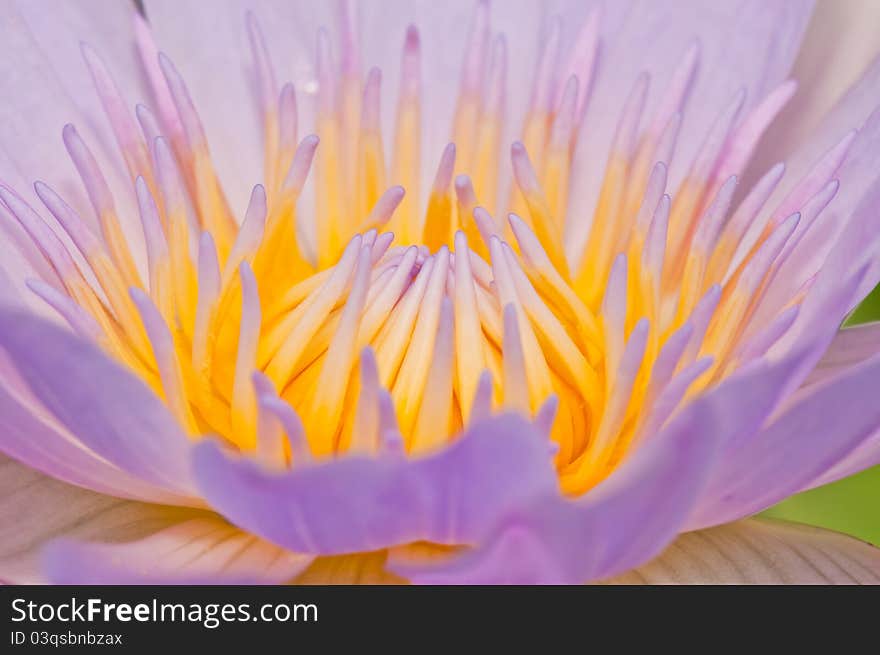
[14,0,150,129]
[192,413,557,554]
[2,264,79,338]
[43,518,312,585]
[0,362,192,506]
[756,63,880,310]
[767,254,872,395]
[0,307,197,496]
[801,321,880,389]
[0,453,202,584]
[749,48,880,219]
[761,172,880,347]
[0,1,141,242]
[391,395,721,584]
[25,278,103,343]
[567,0,812,260]
[0,205,62,312]
[746,179,839,329]
[607,519,880,584]
[638,356,713,440]
[735,304,800,364]
[660,349,806,532]
[745,0,880,180]
[692,350,880,526]
[817,176,880,305]
[809,426,880,488]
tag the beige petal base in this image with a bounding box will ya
[0,454,204,583]
[0,454,308,584]
[605,518,880,584]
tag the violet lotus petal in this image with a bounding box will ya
[0,207,62,308]
[747,180,840,332]
[682,346,830,530]
[0,2,141,239]
[0,307,197,496]
[765,55,880,220]
[391,396,721,584]
[766,254,872,397]
[14,0,150,129]
[43,518,313,585]
[689,351,808,468]
[0,303,192,507]
[773,177,880,354]
[637,356,713,440]
[191,413,558,555]
[0,253,61,327]
[746,1,880,178]
[0,177,74,314]
[607,519,880,584]
[758,62,880,306]
[818,176,880,305]
[692,350,880,526]
[403,351,825,583]
[808,426,880,489]
[566,0,812,261]
[0,453,203,584]
[0,372,193,506]
[801,321,880,389]
[370,0,577,206]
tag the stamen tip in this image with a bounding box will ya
[79,41,96,59]
[404,24,420,49]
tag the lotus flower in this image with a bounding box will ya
[1,0,879,585]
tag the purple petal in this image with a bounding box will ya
[0,307,197,496]
[391,395,720,584]
[746,0,880,176]
[682,347,819,530]
[818,176,880,305]
[191,413,558,554]
[766,256,872,395]
[0,1,142,244]
[756,62,880,314]
[692,350,880,526]
[0,361,192,505]
[761,54,880,222]
[809,426,880,488]
[801,321,880,389]
[566,0,811,261]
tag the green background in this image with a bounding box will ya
[761,282,880,544]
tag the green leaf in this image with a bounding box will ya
[761,464,880,545]
[845,281,880,325]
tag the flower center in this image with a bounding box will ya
[3,5,824,497]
